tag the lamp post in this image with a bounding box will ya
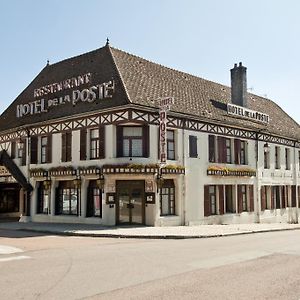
[96,174,105,191]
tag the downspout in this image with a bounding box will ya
[182,118,186,225]
[293,141,298,223]
[255,131,260,223]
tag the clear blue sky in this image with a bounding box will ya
[1,0,299,123]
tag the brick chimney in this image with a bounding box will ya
[230,62,247,107]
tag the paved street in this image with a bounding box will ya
[1,229,300,299]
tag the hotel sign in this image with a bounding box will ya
[159,97,174,164]
[227,103,269,124]
[16,73,115,118]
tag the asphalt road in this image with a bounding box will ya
[0,229,300,300]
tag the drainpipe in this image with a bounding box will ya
[182,119,186,225]
[293,142,298,223]
[255,131,261,223]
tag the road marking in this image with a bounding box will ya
[0,255,30,262]
[0,245,23,255]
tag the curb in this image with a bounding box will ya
[8,226,300,240]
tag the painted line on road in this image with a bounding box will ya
[0,245,23,255]
[0,255,30,263]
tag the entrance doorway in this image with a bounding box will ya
[0,183,21,214]
[116,180,145,225]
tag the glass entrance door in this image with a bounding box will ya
[117,181,144,225]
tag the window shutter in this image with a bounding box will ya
[80,129,87,160]
[99,126,105,159]
[271,187,275,209]
[281,186,286,208]
[21,139,27,166]
[11,141,16,159]
[217,136,226,163]
[249,185,254,212]
[208,135,215,162]
[30,136,38,164]
[218,185,224,215]
[142,125,149,158]
[47,135,52,163]
[204,186,210,217]
[66,132,72,162]
[61,133,67,162]
[234,139,241,164]
[261,186,266,211]
[237,185,243,213]
[189,136,197,158]
[298,186,300,208]
[116,126,123,157]
[291,185,296,207]
[37,184,42,214]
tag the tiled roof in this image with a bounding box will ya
[110,47,300,140]
[0,44,299,140]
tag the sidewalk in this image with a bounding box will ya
[0,221,300,239]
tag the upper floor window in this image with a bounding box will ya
[264,150,270,169]
[225,138,232,163]
[80,126,105,161]
[62,132,72,162]
[117,125,149,158]
[209,135,250,165]
[285,148,291,170]
[40,136,52,164]
[90,129,100,159]
[298,150,300,170]
[189,135,198,158]
[167,130,175,160]
[275,146,280,169]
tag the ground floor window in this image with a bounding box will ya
[0,185,20,213]
[160,179,175,216]
[204,184,254,217]
[56,181,79,215]
[87,181,102,217]
[37,183,50,214]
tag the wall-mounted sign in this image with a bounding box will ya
[159,97,174,164]
[0,166,10,177]
[227,103,269,124]
[16,74,115,118]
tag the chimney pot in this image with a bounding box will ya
[234,63,237,68]
[239,62,242,67]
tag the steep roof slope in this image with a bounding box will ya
[110,47,300,140]
[0,45,130,131]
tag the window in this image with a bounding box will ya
[87,181,102,217]
[274,186,281,209]
[264,149,270,169]
[241,185,247,211]
[62,132,72,162]
[160,180,175,216]
[285,148,290,170]
[56,181,79,215]
[240,141,246,164]
[167,130,175,160]
[275,146,280,169]
[189,135,198,158]
[37,183,49,214]
[117,125,149,158]
[208,135,216,162]
[40,135,52,164]
[41,136,48,164]
[225,138,231,163]
[18,139,27,166]
[209,185,217,215]
[90,129,100,159]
